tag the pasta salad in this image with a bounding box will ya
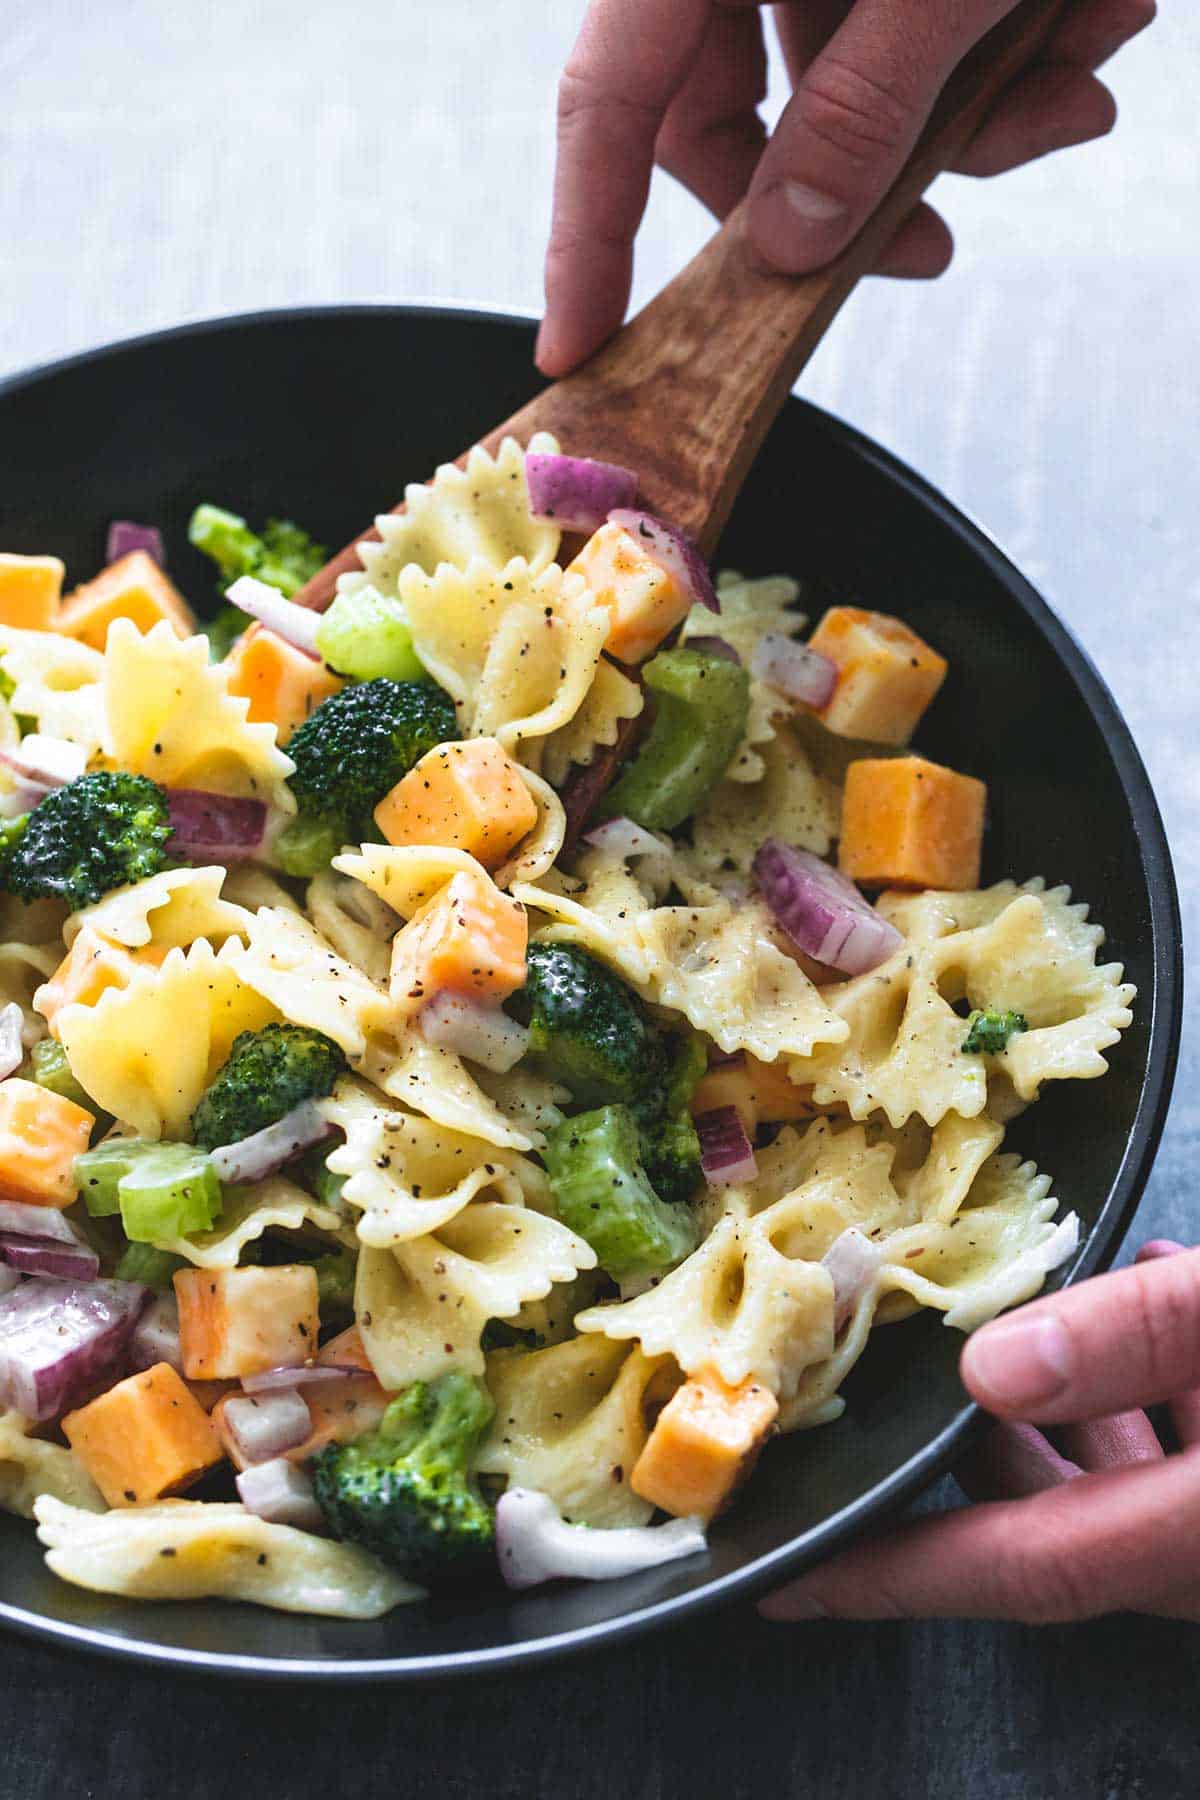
[0,441,1135,1618]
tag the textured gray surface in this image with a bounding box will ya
[2,2,1198,1794]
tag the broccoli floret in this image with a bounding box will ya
[274,678,458,873]
[507,942,660,1107]
[313,1246,357,1320]
[962,1008,1028,1056]
[202,601,254,662]
[191,1023,347,1151]
[188,504,326,600]
[1,773,174,910]
[631,1035,705,1207]
[311,1373,495,1580]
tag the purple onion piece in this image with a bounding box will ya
[166,789,269,864]
[241,1362,371,1395]
[207,1100,334,1186]
[526,453,638,534]
[106,521,165,566]
[220,1388,313,1465]
[0,1234,100,1283]
[607,508,718,614]
[0,1200,87,1245]
[749,633,838,708]
[822,1227,885,1332]
[417,993,530,1074]
[495,1487,707,1590]
[683,635,740,665]
[0,1005,24,1081]
[696,1105,759,1187]
[0,1277,149,1422]
[129,1292,184,1375]
[224,576,322,657]
[236,1456,325,1530]
[753,839,902,977]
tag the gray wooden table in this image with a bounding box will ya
[3,4,1198,1794]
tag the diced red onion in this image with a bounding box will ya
[241,1362,369,1395]
[0,1201,88,1244]
[495,1486,707,1590]
[753,839,902,977]
[558,706,646,856]
[166,788,268,864]
[225,576,322,657]
[696,1105,758,1187]
[526,453,638,534]
[0,1234,100,1283]
[106,520,165,566]
[208,1099,333,1186]
[0,1004,25,1080]
[129,1292,184,1375]
[822,1227,885,1331]
[0,1277,149,1422]
[683,636,740,665]
[0,736,88,794]
[418,993,530,1074]
[749,633,838,708]
[221,1388,312,1465]
[583,816,671,861]
[607,509,718,614]
[236,1456,325,1530]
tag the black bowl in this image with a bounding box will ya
[0,306,1181,1680]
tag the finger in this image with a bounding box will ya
[956,1420,1081,1502]
[872,201,954,278]
[1047,0,1156,72]
[772,0,852,89]
[655,7,769,220]
[536,0,711,376]
[960,1248,1200,1425]
[759,1450,1200,1623]
[1056,1410,1164,1472]
[746,0,1011,273]
[953,64,1116,178]
[1137,1240,1200,1447]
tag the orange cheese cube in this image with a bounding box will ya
[692,1054,819,1135]
[318,1324,376,1374]
[808,606,947,745]
[839,755,986,892]
[631,1366,778,1522]
[390,869,528,1015]
[0,553,65,630]
[174,1265,321,1380]
[224,623,343,742]
[0,1077,95,1207]
[35,928,168,1036]
[56,550,196,650]
[569,520,690,664]
[374,738,538,869]
[63,1363,223,1508]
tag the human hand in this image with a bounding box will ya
[760,1241,1200,1624]
[537,0,1154,375]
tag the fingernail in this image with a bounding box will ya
[1136,1239,1186,1263]
[758,1588,828,1622]
[752,181,847,272]
[965,1314,1073,1410]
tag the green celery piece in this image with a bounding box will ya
[117,1143,222,1243]
[114,1243,188,1288]
[315,587,425,682]
[76,1138,141,1218]
[29,1038,94,1113]
[543,1104,699,1281]
[604,647,749,831]
[273,814,345,877]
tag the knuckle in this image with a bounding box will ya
[794,55,918,174]
[1127,1260,1200,1400]
[557,64,658,133]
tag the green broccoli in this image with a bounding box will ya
[188,504,326,599]
[507,941,660,1107]
[1,772,175,910]
[962,1008,1028,1056]
[313,1245,357,1321]
[631,1034,705,1207]
[191,1023,347,1151]
[311,1373,495,1581]
[202,602,255,663]
[273,677,458,873]
[542,1104,700,1280]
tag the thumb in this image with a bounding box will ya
[748,0,1011,273]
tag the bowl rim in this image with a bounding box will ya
[0,302,1182,1683]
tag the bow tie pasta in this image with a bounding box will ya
[0,441,1134,1615]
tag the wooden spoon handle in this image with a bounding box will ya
[297,0,1064,608]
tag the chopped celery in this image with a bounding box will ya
[542,1104,699,1280]
[603,647,749,831]
[75,1139,222,1241]
[314,587,425,682]
[114,1243,188,1288]
[29,1039,94,1113]
[273,814,346,877]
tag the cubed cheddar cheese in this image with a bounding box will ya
[569,520,690,664]
[62,1363,223,1509]
[318,1324,377,1374]
[224,623,343,742]
[839,755,986,892]
[374,738,538,869]
[174,1265,321,1380]
[0,553,65,630]
[808,606,947,745]
[631,1366,778,1522]
[0,1078,95,1207]
[35,927,168,1036]
[390,869,528,1015]
[691,1054,819,1135]
[56,550,196,650]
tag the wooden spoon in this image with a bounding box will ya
[296,0,1064,609]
